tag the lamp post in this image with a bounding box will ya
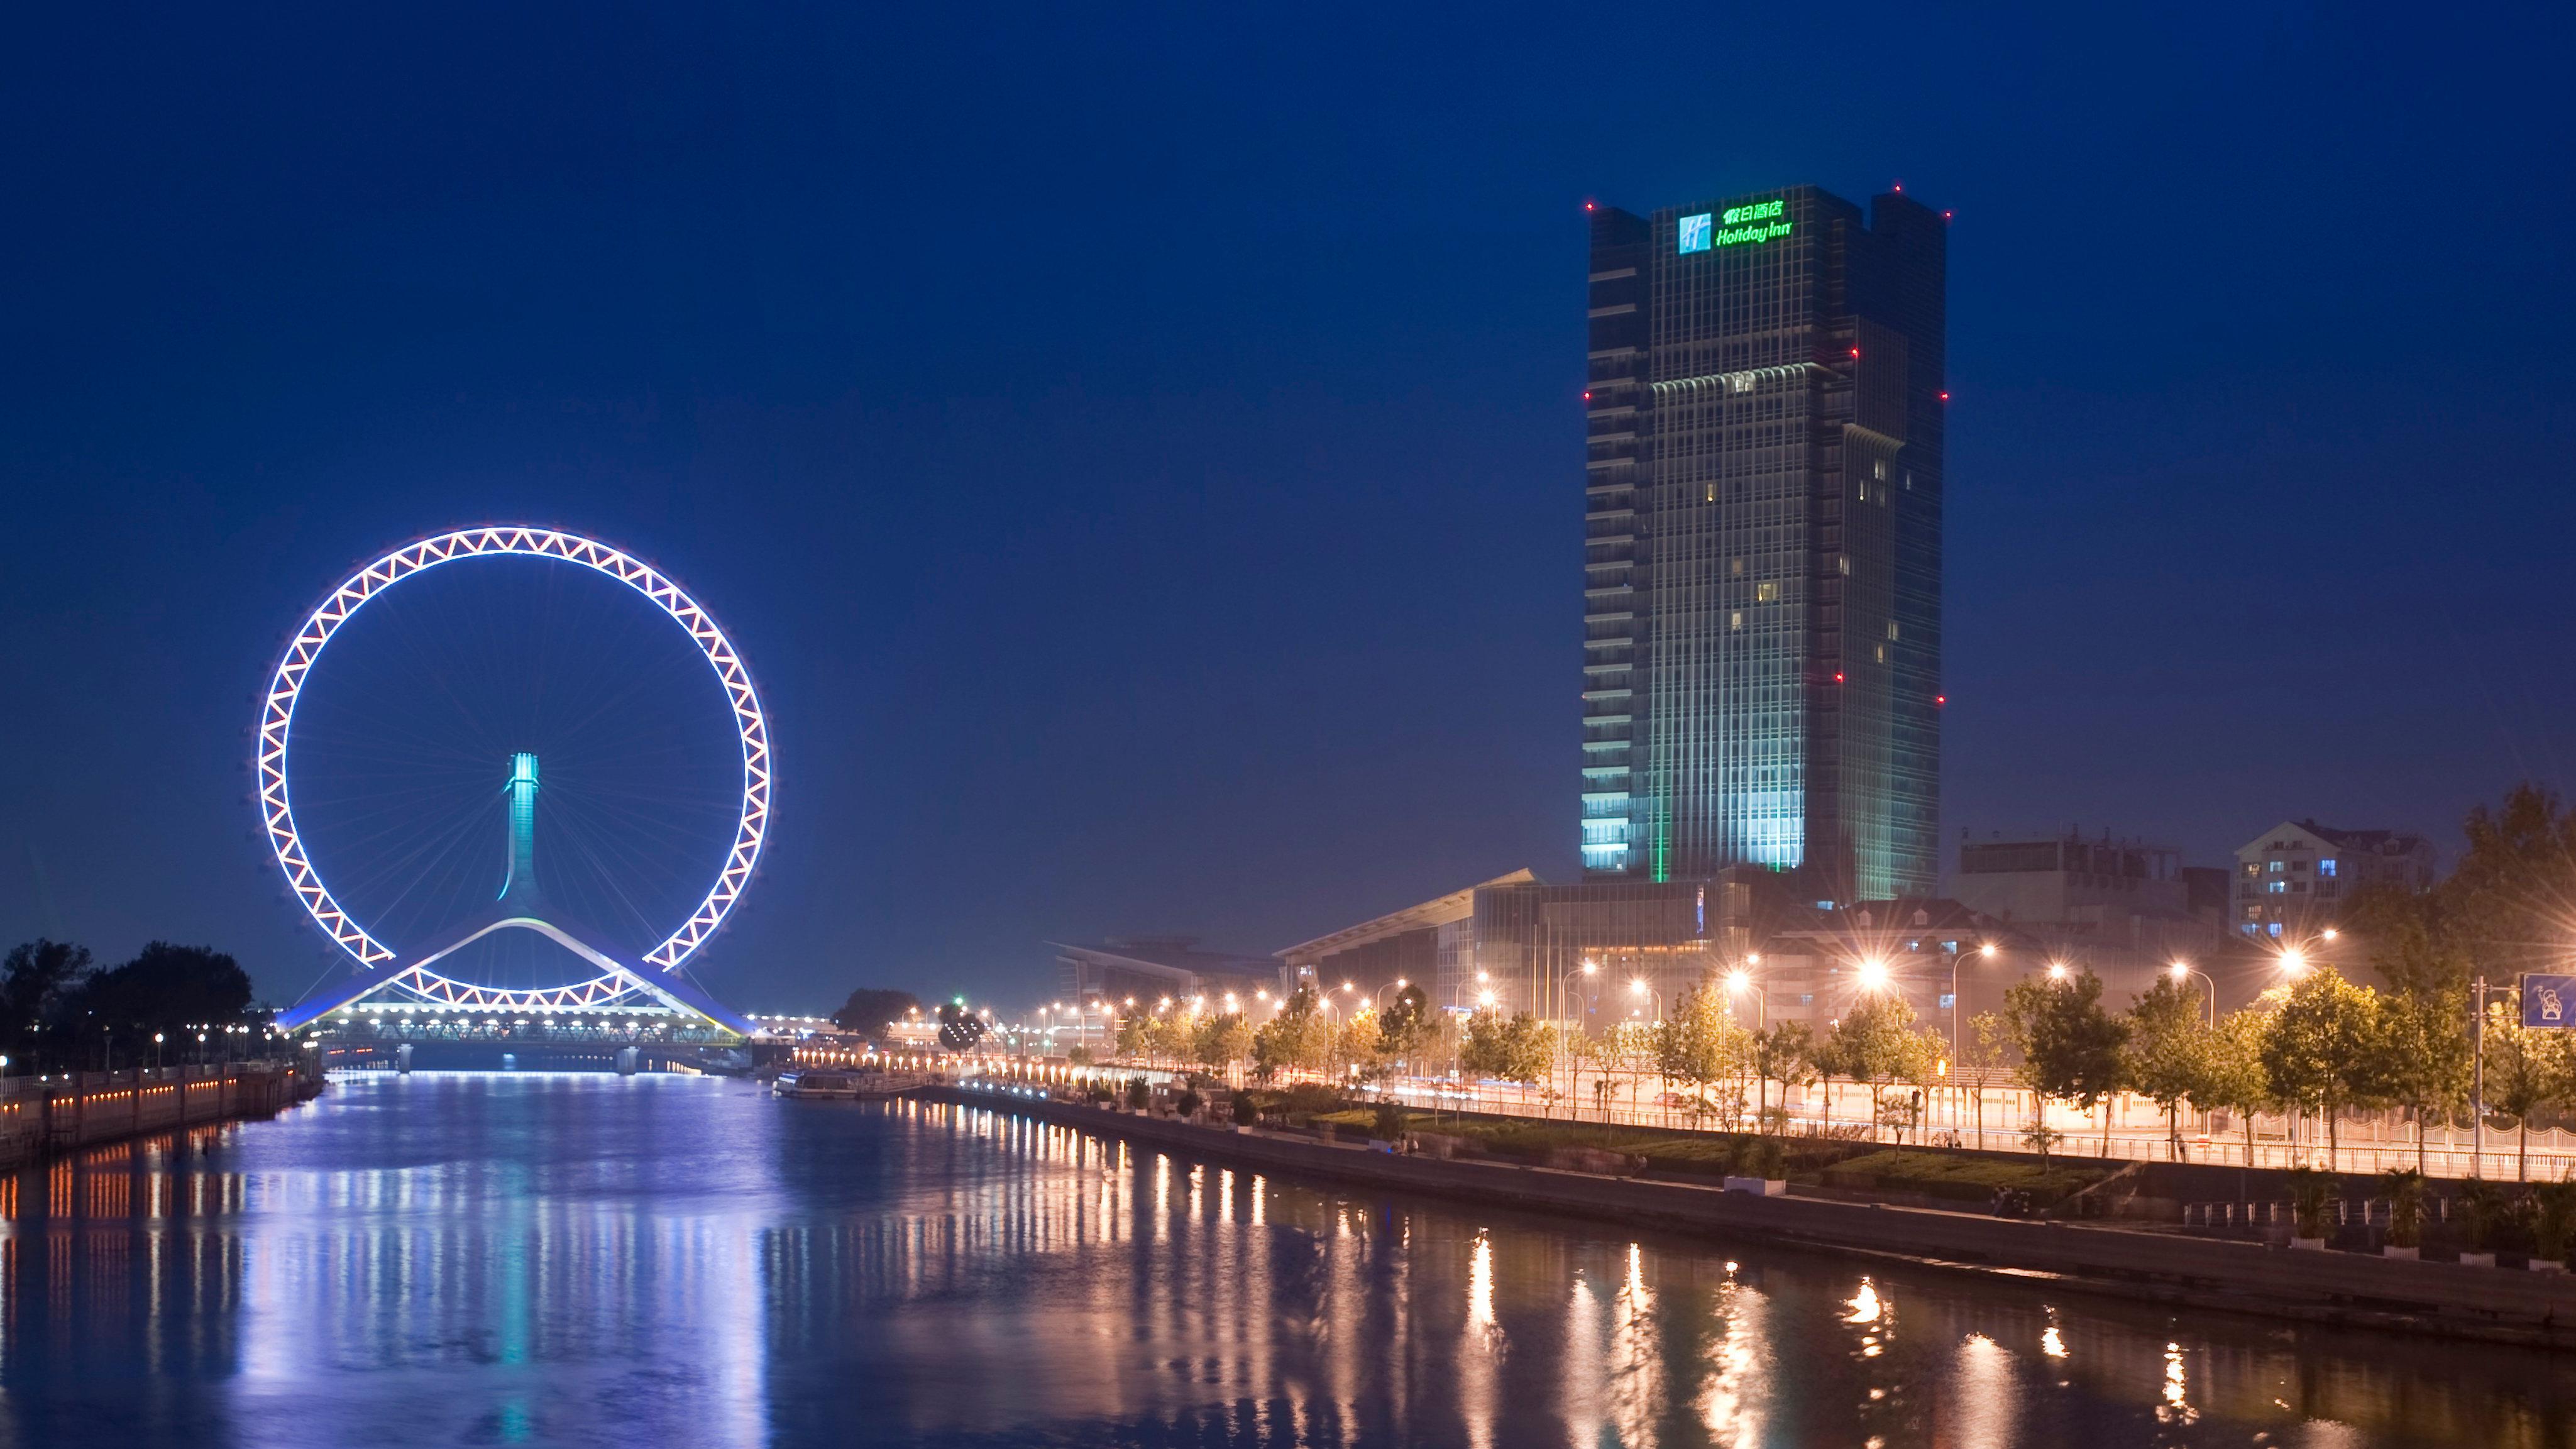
[1950,942,1998,1063]
[1723,967,1767,1030]
[1627,979,1663,1022]
[1556,959,1600,1033]
[2470,974,2513,1176]
[2169,961,2216,1027]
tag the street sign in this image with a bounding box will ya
[2521,974,2576,1028]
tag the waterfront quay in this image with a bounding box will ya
[0,1063,321,1171]
[936,1073,2576,1349]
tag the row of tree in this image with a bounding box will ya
[1,939,260,1071]
[1091,786,2576,1173]
[1957,784,2576,1176]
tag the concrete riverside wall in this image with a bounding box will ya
[0,1065,321,1170]
[922,1086,2576,1350]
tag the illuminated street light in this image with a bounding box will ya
[1980,942,1998,959]
[1856,959,1890,991]
[2047,962,2069,981]
[2280,948,2308,974]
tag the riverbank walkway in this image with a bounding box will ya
[0,1064,323,1171]
[923,1080,2576,1351]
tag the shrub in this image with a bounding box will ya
[2536,1180,2576,1263]
[1175,1088,1202,1118]
[1372,1101,1407,1143]
[2383,1167,2426,1248]
[1125,1077,1149,1111]
[1282,1083,1342,1116]
[2286,1168,2337,1240]
[1750,1136,1786,1181]
[2461,1179,2507,1252]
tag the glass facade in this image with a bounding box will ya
[1582,186,1946,900]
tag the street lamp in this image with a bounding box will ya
[1628,979,1663,1021]
[2169,961,2216,1026]
[1856,958,1891,992]
[2278,948,2308,975]
[1723,968,1767,1029]
[1557,959,1600,1029]
[1947,945,1996,1063]
[2047,962,2069,982]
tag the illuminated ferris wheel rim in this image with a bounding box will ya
[256,526,770,989]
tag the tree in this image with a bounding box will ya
[1827,994,1944,1142]
[1252,988,1333,1079]
[2202,1008,2275,1168]
[1,939,93,1071]
[77,943,254,1064]
[2368,983,2474,1174]
[1501,1013,1558,1093]
[1335,1012,1385,1086]
[2003,969,2130,1157]
[2125,976,2215,1159]
[1750,1022,1818,1131]
[2478,1001,2565,1181]
[2437,785,2576,993]
[1957,1011,2014,1150]
[2259,969,2383,1169]
[1655,986,1753,1120]
[1115,1011,1154,1061]
[832,988,922,1036]
[1375,984,1433,1067]
[1460,1007,1511,1080]
[1191,1012,1253,1074]
[1603,1021,1660,1120]
[1462,1008,1556,1090]
[1560,1028,1600,1120]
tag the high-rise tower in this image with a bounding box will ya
[1580,185,1946,900]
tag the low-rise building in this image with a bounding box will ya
[2232,819,2436,939]
[1948,829,2214,963]
[1274,869,1538,1013]
[1050,937,1281,1018]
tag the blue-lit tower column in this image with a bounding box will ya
[502,751,541,904]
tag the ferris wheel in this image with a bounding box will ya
[264,527,766,1033]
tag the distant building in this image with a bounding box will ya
[1580,184,1949,900]
[1050,937,1281,1015]
[1275,869,1537,1013]
[1949,829,2215,962]
[2231,819,2436,938]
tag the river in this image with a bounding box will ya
[0,1073,2565,1447]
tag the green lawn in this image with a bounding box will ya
[1291,1108,2109,1206]
[1821,1149,2105,1204]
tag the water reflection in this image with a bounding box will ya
[1,1076,2571,1446]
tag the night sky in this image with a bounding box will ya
[6,4,2572,1014]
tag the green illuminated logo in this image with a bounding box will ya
[1682,200,1793,255]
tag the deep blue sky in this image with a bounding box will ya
[6,3,2572,1014]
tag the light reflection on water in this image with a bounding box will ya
[0,1074,2570,1447]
